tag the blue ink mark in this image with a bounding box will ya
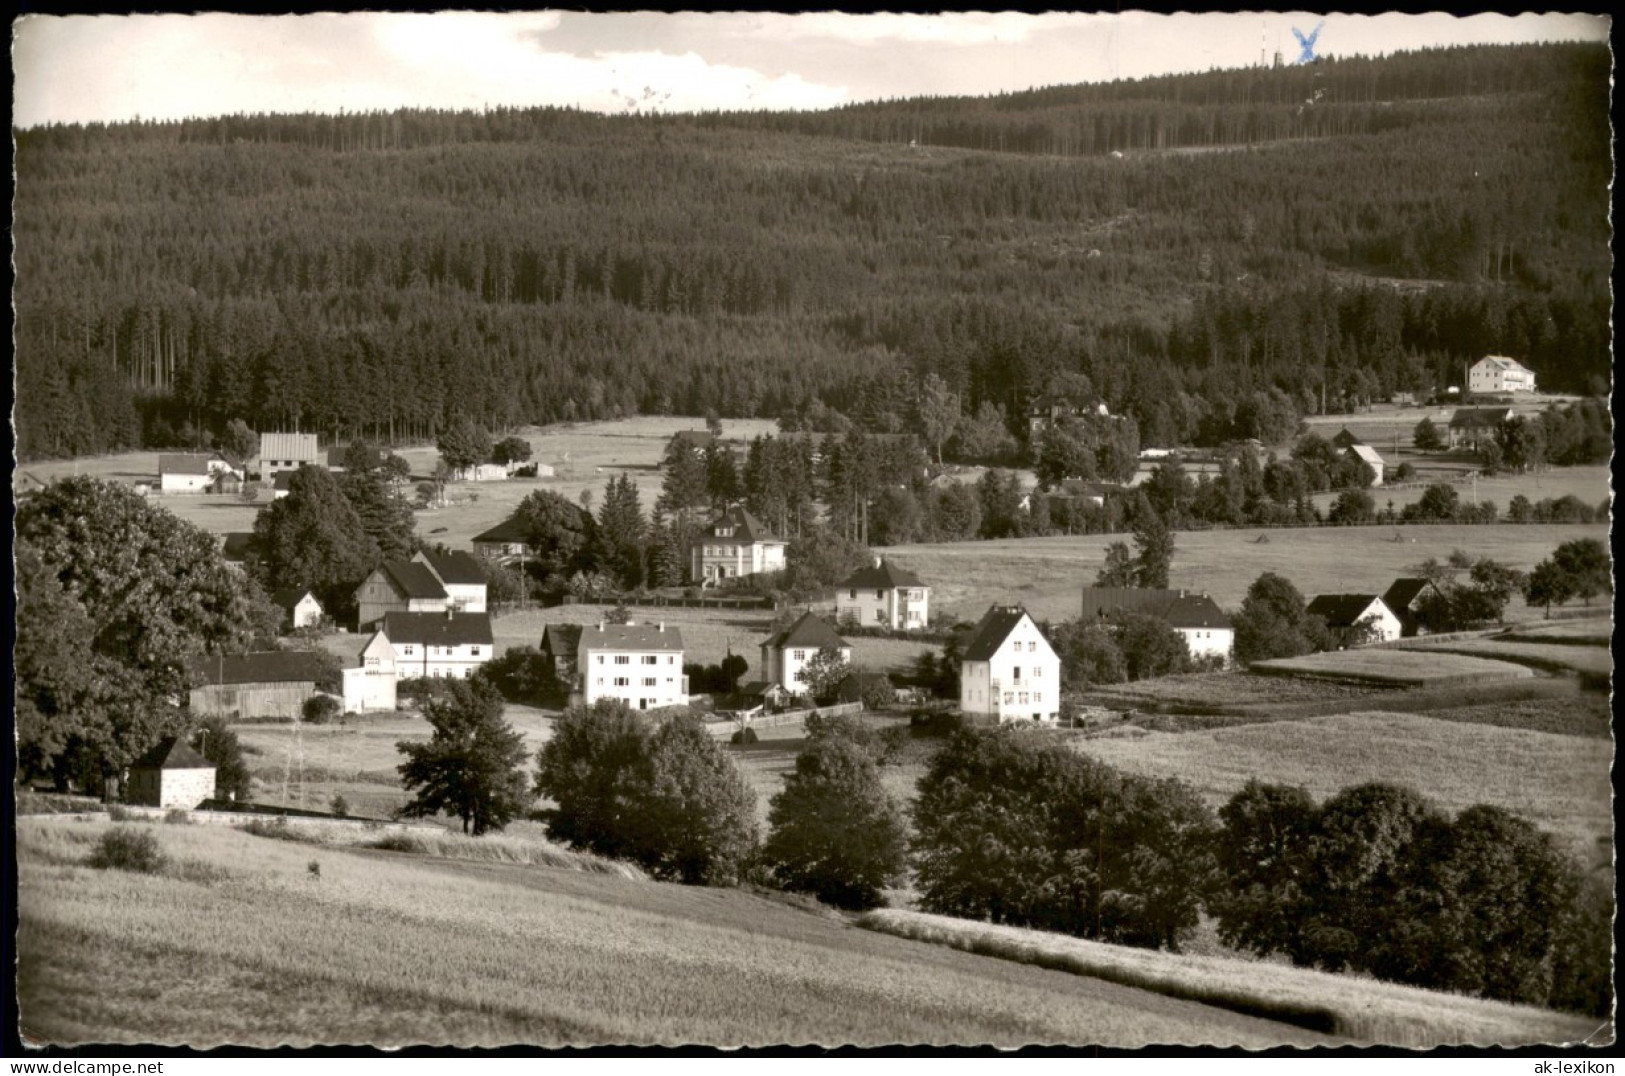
[1293,21,1324,64]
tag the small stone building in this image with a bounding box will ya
[127,737,217,809]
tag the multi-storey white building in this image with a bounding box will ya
[836,557,930,630]
[384,611,493,680]
[691,507,787,584]
[759,612,852,697]
[576,622,687,711]
[413,548,488,613]
[1469,355,1537,394]
[959,605,1061,724]
[257,432,320,478]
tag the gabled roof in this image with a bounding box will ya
[962,605,1039,662]
[473,517,532,544]
[739,680,789,697]
[270,586,321,613]
[1330,428,1363,448]
[578,622,685,653]
[259,432,320,460]
[189,650,327,686]
[159,453,216,476]
[763,611,849,652]
[540,623,583,660]
[378,560,449,600]
[383,611,494,647]
[1475,354,1531,373]
[1345,444,1384,467]
[131,736,212,771]
[840,558,925,590]
[1449,407,1513,429]
[704,506,781,545]
[1079,588,1232,630]
[416,548,485,586]
[1381,578,1438,612]
[1162,593,1232,630]
[1306,594,1389,628]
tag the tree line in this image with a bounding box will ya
[14,43,1609,463]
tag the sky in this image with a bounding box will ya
[10,11,1612,128]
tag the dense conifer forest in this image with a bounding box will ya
[12,42,1611,461]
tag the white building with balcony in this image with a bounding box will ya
[576,621,687,711]
[836,557,930,630]
[959,605,1061,724]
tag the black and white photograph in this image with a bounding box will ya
[10,9,1615,1054]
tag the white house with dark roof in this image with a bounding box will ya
[1306,594,1402,647]
[960,605,1060,724]
[384,611,493,679]
[576,621,687,710]
[257,432,320,478]
[1079,587,1234,665]
[1344,443,1385,486]
[1381,577,1446,638]
[1469,355,1536,394]
[413,548,487,613]
[692,506,787,584]
[126,737,216,809]
[271,586,325,632]
[760,612,852,697]
[356,560,450,629]
[159,453,236,494]
[1447,407,1514,450]
[836,557,930,630]
[342,629,399,713]
[472,516,534,562]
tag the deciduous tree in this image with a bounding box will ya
[397,674,531,835]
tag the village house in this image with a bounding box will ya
[159,453,236,494]
[219,532,257,571]
[342,629,398,714]
[1344,443,1386,486]
[692,506,787,584]
[188,651,326,721]
[1469,355,1537,395]
[1306,594,1403,647]
[355,560,449,629]
[1025,395,1088,437]
[412,548,488,613]
[1380,577,1447,638]
[258,432,320,478]
[1079,587,1235,665]
[759,612,852,698]
[384,610,493,680]
[271,586,325,632]
[575,621,687,710]
[472,517,534,562]
[959,605,1061,725]
[1447,407,1514,450]
[126,737,216,810]
[836,557,930,630]
[540,624,584,684]
[727,680,794,718]
[667,429,718,459]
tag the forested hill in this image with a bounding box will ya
[12,42,1611,461]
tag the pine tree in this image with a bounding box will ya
[397,674,531,835]
[596,473,647,589]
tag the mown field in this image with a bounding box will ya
[1074,712,1612,865]
[1251,649,1533,686]
[1310,464,1609,515]
[1404,637,1614,678]
[884,522,1610,624]
[16,819,1337,1049]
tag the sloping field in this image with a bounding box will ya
[1074,712,1611,862]
[1503,617,1611,644]
[1252,649,1534,686]
[1311,465,1609,514]
[16,820,1332,1049]
[858,910,1599,1048]
[884,523,1608,624]
[1409,639,1613,678]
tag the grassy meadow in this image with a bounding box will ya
[1404,637,1613,678]
[16,818,1336,1049]
[1074,712,1612,865]
[858,910,1601,1048]
[884,522,1609,624]
[1251,649,1533,686]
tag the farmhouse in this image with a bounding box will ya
[667,429,718,458]
[575,621,687,710]
[1381,577,1446,638]
[1026,395,1087,437]
[356,560,449,629]
[258,432,320,477]
[126,737,216,810]
[271,586,325,632]
[959,605,1061,725]
[1469,355,1537,394]
[1447,407,1513,450]
[760,612,852,697]
[1343,443,1386,486]
[472,516,534,562]
[1306,594,1402,647]
[836,557,930,630]
[412,548,488,613]
[692,506,787,584]
[540,623,584,683]
[1079,587,1234,664]
[460,462,511,482]
[219,532,256,569]
[159,453,235,494]
[384,611,493,680]
[341,629,398,714]
[730,680,793,716]
[188,651,326,721]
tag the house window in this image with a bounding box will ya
[793,650,805,660]
[875,610,885,623]
[1028,641,1036,652]
[614,677,629,687]
[643,678,657,687]
[615,655,630,665]
[596,655,604,664]
[1019,693,1029,705]
[402,645,414,656]
[470,647,481,657]
[875,589,885,600]
[1032,666,1041,677]
[643,655,658,664]
[1003,692,1014,704]
[365,658,379,669]
[1012,666,1021,681]
[1034,692,1042,703]
[668,656,674,664]
[596,677,603,686]
[849,589,857,600]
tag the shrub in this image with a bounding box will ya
[87,828,167,873]
[330,794,350,818]
[729,727,760,746]
[302,694,341,725]
[163,809,192,825]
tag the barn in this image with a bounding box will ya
[188,651,326,720]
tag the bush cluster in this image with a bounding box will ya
[87,828,167,873]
